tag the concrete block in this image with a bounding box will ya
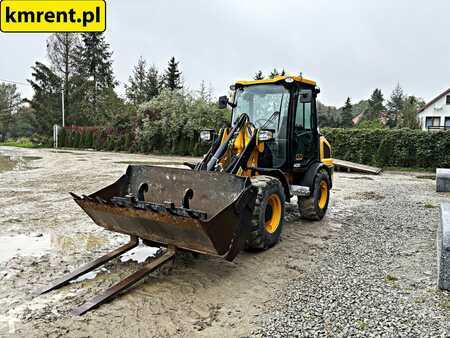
[438,203,450,290]
[436,168,450,192]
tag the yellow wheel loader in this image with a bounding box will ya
[35,75,333,315]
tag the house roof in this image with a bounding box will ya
[417,88,450,114]
[352,112,364,125]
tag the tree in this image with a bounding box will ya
[367,89,385,121]
[341,97,353,128]
[269,68,279,79]
[197,81,215,102]
[125,57,147,105]
[46,33,81,126]
[254,70,264,80]
[356,119,385,129]
[268,68,286,79]
[386,83,404,128]
[0,83,22,141]
[27,62,62,135]
[163,57,182,90]
[125,57,160,105]
[146,65,160,99]
[400,96,424,129]
[317,101,339,128]
[73,32,117,123]
[9,105,34,138]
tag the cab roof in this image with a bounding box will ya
[235,75,316,87]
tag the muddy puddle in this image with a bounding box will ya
[67,242,159,282]
[0,153,42,173]
[0,232,159,267]
[0,234,51,263]
[120,242,160,263]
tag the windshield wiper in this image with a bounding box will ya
[260,93,284,130]
[260,110,281,129]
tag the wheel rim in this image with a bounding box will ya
[265,194,282,234]
[318,181,328,209]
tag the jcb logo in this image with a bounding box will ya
[0,0,106,32]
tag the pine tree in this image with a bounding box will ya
[341,97,353,128]
[163,57,182,90]
[147,65,160,99]
[73,32,117,123]
[125,57,160,105]
[254,70,264,80]
[386,83,404,128]
[367,89,385,121]
[27,62,62,135]
[269,68,280,79]
[125,57,147,105]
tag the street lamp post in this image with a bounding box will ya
[61,82,65,127]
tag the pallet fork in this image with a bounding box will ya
[34,236,176,316]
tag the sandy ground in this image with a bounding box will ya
[0,147,448,337]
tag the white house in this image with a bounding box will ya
[417,88,450,131]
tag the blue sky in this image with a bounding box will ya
[1,0,449,106]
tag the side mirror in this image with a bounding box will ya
[299,89,313,103]
[218,96,229,109]
[200,129,215,143]
[258,129,275,142]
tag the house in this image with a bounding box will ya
[417,88,450,131]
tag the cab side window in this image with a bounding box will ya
[295,99,312,131]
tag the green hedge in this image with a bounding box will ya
[59,128,210,156]
[60,127,450,169]
[322,128,450,168]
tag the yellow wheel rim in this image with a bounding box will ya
[265,194,282,234]
[318,181,328,209]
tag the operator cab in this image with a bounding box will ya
[225,75,321,172]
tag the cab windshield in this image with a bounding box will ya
[232,84,290,131]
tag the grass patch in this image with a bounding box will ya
[385,274,398,282]
[385,274,400,288]
[414,296,426,304]
[424,203,436,209]
[0,137,46,149]
[440,300,450,311]
[0,141,41,148]
[356,320,368,330]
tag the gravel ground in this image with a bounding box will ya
[0,147,449,337]
[256,172,450,337]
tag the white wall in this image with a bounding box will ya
[417,94,450,131]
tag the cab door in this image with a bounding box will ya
[292,89,319,168]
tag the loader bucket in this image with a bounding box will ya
[72,165,257,260]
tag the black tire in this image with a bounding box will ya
[298,172,330,221]
[245,176,285,250]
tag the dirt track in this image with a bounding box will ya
[0,147,448,337]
